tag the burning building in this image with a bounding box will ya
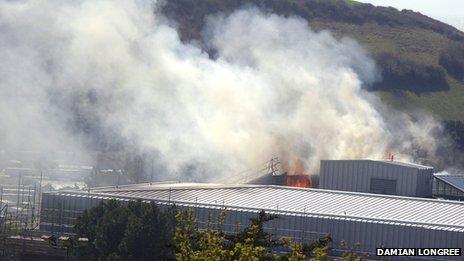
[319,160,434,198]
[249,173,311,188]
[246,158,312,188]
[40,182,464,260]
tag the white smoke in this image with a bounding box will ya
[0,0,442,181]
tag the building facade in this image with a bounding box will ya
[40,183,464,260]
[319,160,434,197]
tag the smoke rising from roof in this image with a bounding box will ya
[0,0,444,180]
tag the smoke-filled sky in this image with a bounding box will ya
[0,0,444,181]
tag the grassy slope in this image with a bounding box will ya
[310,20,464,120]
[377,79,464,121]
[162,0,464,120]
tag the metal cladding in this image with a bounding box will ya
[434,173,464,200]
[319,160,434,197]
[40,182,464,259]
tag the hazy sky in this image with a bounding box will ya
[358,0,464,30]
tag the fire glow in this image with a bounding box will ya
[284,158,311,188]
[286,175,311,188]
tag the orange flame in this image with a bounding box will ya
[286,175,311,188]
[284,158,311,188]
[385,149,394,161]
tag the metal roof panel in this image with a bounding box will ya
[49,182,464,231]
[434,174,464,193]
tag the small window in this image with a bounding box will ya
[370,178,397,195]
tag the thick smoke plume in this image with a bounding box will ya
[0,0,443,181]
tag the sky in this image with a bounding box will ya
[358,0,464,30]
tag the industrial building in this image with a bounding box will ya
[319,160,434,197]
[40,182,464,260]
[434,173,464,200]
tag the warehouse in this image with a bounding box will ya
[319,160,434,197]
[40,182,464,260]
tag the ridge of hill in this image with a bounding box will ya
[161,0,464,121]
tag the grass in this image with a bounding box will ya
[377,77,464,121]
[343,0,362,7]
[310,21,450,65]
[310,20,464,121]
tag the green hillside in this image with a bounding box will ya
[161,0,464,120]
[309,20,464,120]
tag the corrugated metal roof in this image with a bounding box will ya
[55,182,464,231]
[435,174,464,193]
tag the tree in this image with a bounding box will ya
[228,210,279,249]
[373,52,448,93]
[175,208,336,260]
[76,202,359,260]
[229,223,270,260]
[118,202,177,260]
[73,200,176,260]
[305,234,332,260]
[227,210,280,260]
[282,238,307,261]
[94,203,130,258]
[175,209,280,260]
[73,199,120,259]
[339,240,364,260]
[175,208,230,260]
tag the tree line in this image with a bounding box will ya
[70,200,363,260]
[372,52,449,93]
[162,0,464,43]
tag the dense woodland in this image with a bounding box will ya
[373,53,448,93]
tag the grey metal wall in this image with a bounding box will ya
[40,192,463,260]
[319,160,433,197]
[416,168,434,197]
[39,193,117,233]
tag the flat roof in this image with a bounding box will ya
[321,159,433,170]
[52,182,464,231]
